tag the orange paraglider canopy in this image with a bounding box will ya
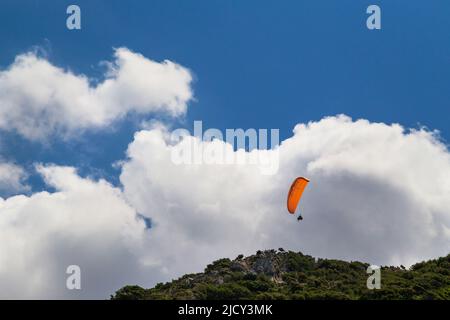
[287,177,310,214]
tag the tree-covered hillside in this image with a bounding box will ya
[112,250,450,300]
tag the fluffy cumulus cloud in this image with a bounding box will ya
[0,165,154,299]
[0,162,28,193]
[0,48,193,140]
[0,116,449,298]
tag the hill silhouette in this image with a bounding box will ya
[112,250,449,300]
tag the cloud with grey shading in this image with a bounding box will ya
[0,48,193,141]
[0,165,156,299]
[0,162,28,193]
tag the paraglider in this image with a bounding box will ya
[287,177,309,221]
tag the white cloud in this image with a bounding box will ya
[0,48,193,140]
[0,115,449,299]
[0,165,154,299]
[0,162,28,193]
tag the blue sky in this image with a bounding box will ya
[1,0,450,193]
